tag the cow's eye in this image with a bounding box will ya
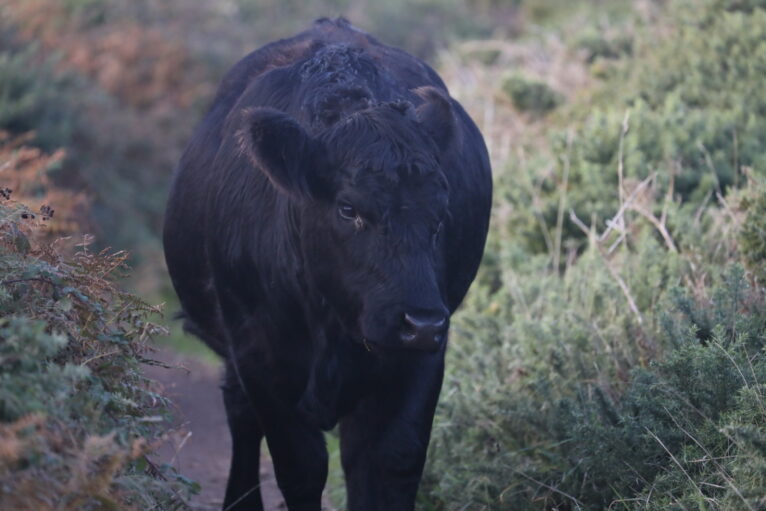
[338,203,358,221]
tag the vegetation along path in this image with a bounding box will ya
[144,349,291,511]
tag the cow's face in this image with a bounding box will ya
[240,88,454,351]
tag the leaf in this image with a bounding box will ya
[9,224,30,255]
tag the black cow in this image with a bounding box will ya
[163,18,491,511]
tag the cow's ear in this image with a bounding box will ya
[239,107,328,199]
[414,86,456,149]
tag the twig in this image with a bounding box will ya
[698,141,722,197]
[693,190,713,226]
[1,277,56,286]
[169,430,193,467]
[716,191,738,225]
[507,469,584,510]
[142,455,195,510]
[553,130,573,271]
[660,173,675,229]
[531,165,556,254]
[617,110,631,207]
[570,210,644,326]
[664,407,755,511]
[79,349,121,367]
[223,483,263,511]
[629,204,678,252]
[645,428,707,500]
[598,172,656,243]
[607,231,627,255]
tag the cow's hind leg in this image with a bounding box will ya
[222,371,264,510]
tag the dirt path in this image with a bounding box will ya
[143,349,287,511]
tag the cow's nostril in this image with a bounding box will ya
[403,312,446,331]
[400,311,448,351]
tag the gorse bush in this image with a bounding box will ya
[737,178,766,287]
[628,3,766,199]
[502,75,563,116]
[0,46,76,151]
[0,141,192,510]
[421,0,766,508]
[428,264,766,509]
[503,0,766,258]
[425,163,766,509]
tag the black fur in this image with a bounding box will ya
[163,18,492,511]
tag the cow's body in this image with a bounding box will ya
[163,18,491,511]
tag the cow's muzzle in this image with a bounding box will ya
[399,309,448,352]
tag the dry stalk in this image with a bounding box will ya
[553,130,573,270]
[663,409,755,511]
[645,428,708,500]
[629,203,678,252]
[598,172,656,244]
[617,110,631,207]
[569,209,644,326]
[505,469,584,510]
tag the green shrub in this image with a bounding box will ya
[0,156,192,509]
[576,30,633,63]
[421,1,766,508]
[714,0,766,12]
[503,0,766,258]
[424,197,766,509]
[502,75,563,115]
[0,46,76,151]
[739,181,766,286]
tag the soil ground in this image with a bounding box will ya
[143,349,288,511]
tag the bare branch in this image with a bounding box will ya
[599,172,656,243]
[629,204,678,252]
[570,209,644,326]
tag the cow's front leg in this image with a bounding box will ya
[260,400,328,511]
[222,371,264,511]
[225,352,328,511]
[339,349,446,511]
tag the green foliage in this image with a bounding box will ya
[60,0,108,26]
[502,75,563,115]
[507,0,766,257]
[0,46,76,151]
[631,4,766,196]
[421,0,766,509]
[576,29,633,63]
[714,0,766,12]
[739,181,766,285]
[425,206,766,509]
[0,196,192,510]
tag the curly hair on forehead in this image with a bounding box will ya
[297,43,379,129]
[320,102,441,182]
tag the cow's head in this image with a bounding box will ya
[240,87,454,352]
